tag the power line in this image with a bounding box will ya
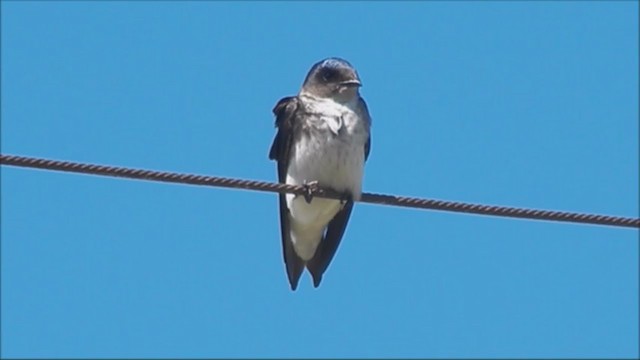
[1,153,638,229]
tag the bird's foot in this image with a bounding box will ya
[302,180,319,204]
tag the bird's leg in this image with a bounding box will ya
[302,180,319,204]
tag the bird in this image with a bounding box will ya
[268,57,372,290]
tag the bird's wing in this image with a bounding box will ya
[269,96,305,290]
[359,97,372,161]
[306,200,354,287]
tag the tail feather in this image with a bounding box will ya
[287,226,322,290]
[306,200,354,288]
[284,243,305,291]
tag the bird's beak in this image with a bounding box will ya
[340,79,362,88]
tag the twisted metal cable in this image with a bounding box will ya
[1,154,638,229]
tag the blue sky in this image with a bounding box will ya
[1,1,638,358]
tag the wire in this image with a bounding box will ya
[1,153,638,229]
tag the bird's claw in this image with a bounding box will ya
[302,181,319,204]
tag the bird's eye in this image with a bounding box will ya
[320,68,338,82]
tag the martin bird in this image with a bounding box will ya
[268,57,372,290]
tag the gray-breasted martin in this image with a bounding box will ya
[269,58,372,290]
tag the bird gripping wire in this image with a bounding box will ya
[1,154,638,229]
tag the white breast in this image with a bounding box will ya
[284,95,369,260]
[287,96,368,201]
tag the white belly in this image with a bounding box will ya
[284,96,368,260]
[289,133,365,196]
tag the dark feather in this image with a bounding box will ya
[269,96,306,290]
[306,200,354,287]
[357,98,372,161]
[278,194,305,290]
[364,136,371,161]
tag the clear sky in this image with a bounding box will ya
[1,1,638,358]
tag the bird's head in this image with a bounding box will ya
[301,57,362,101]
